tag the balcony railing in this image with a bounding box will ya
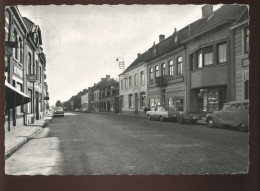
[155,75,168,87]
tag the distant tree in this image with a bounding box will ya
[55,100,62,107]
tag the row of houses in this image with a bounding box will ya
[4,6,49,131]
[119,4,249,117]
[63,75,120,113]
[64,5,249,118]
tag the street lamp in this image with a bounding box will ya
[116,57,125,71]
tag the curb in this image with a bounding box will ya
[4,128,41,160]
[4,117,52,160]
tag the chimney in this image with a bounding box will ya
[106,75,110,79]
[137,53,140,57]
[202,4,213,18]
[159,34,165,42]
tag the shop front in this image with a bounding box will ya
[190,86,227,113]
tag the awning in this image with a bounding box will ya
[5,81,31,109]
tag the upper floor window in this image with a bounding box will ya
[13,30,18,60]
[155,65,159,77]
[169,60,174,76]
[149,67,154,82]
[197,46,213,68]
[161,63,165,76]
[39,67,42,83]
[177,56,182,75]
[134,73,138,87]
[244,27,249,54]
[129,76,132,88]
[121,79,123,89]
[140,71,145,85]
[190,54,194,71]
[125,78,127,89]
[218,43,227,64]
[28,53,32,74]
[19,38,23,64]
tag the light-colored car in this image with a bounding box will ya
[146,106,177,122]
[205,100,249,131]
[53,107,64,117]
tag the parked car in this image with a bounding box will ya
[175,111,202,124]
[205,100,249,131]
[146,106,178,122]
[53,107,64,117]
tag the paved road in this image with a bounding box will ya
[5,112,249,175]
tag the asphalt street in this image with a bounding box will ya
[5,112,249,175]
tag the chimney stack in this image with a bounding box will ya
[159,34,165,42]
[106,75,110,79]
[202,4,213,18]
[137,53,140,57]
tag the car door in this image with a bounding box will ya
[216,104,230,125]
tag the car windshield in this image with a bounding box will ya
[54,107,63,111]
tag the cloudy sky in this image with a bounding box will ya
[18,4,222,106]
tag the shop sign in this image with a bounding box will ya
[14,66,23,78]
[27,74,37,82]
[35,82,42,92]
[244,71,249,81]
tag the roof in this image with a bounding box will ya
[23,17,43,45]
[125,4,248,72]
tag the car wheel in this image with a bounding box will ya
[147,115,151,120]
[238,124,247,132]
[177,116,184,124]
[207,118,215,128]
[159,116,164,122]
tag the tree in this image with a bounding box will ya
[55,100,62,107]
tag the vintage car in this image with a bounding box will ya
[53,107,64,117]
[175,111,202,124]
[205,100,249,131]
[146,106,178,122]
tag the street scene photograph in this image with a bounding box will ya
[3,4,249,175]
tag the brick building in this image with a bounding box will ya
[4,6,49,131]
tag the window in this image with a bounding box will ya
[129,94,133,108]
[39,67,42,83]
[140,92,146,108]
[121,79,123,89]
[27,89,32,114]
[125,78,127,89]
[190,54,194,71]
[155,65,159,77]
[140,71,145,85]
[16,83,23,113]
[28,53,32,74]
[134,73,138,87]
[197,46,213,68]
[129,76,132,88]
[161,63,165,76]
[177,57,182,75]
[19,38,23,64]
[169,60,174,76]
[244,27,249,54]
[218,43,227,64]
[120,95,124,108]
[149,67,154,82]
[13,30,18,60]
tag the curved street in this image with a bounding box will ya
[5,112,249,175]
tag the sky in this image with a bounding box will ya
[18,4,222,106]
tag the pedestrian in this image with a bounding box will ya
[144,106,147,114]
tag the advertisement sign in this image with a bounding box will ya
[27,74,37,83]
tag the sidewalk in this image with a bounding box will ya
[4,115,53,160]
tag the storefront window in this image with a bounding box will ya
[129,94,133,108]
[27,89,32,114]
[198,88,227,112]
[244,80,249,99]
[149,98,160,108]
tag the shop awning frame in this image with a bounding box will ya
[5,81,31,109]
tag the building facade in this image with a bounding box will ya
[185,5,248,114]
[146,31,188,112]
[119,53,148,116]
[4,6,49,131]
[230,9,249,101]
